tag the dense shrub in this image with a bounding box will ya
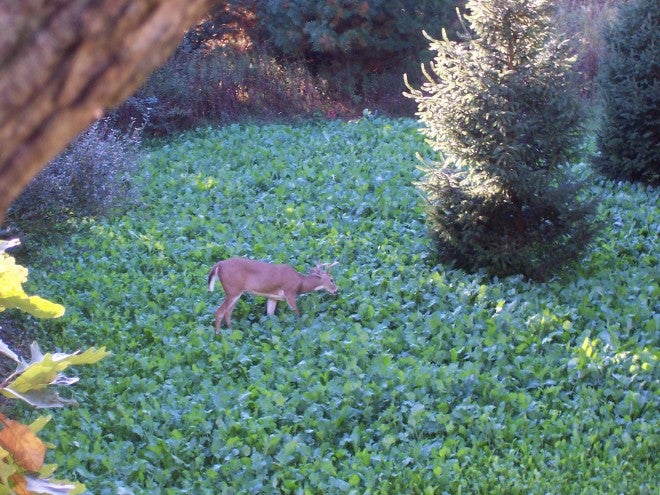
[593,0,659,185]
[6,117,142,235]
[406,0,599,280]
[176,0,455,111]
[256,0,451,63]
[130,47,332,136]
[118,1,623,135]
[256,0,454,100]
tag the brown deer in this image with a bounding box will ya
[208,258,338,331]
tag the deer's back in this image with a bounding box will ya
[219,258,301,293]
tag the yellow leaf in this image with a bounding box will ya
[0,254,64,319]
[9,347,109,394]
[0,445,16,479]
[28,416,52,435]
[22,296,65,319]
[65,347,110,366]
[38,463,58,478]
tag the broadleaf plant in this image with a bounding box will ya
[0,239,108,494]
[14,119,659,493]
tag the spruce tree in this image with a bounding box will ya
[594,0,659,185]
[405,0,599,280]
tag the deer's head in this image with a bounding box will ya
[310,261,339,295]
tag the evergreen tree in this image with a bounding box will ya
[405,0,599,280]
[256,0,452,94]
[594,0,659,185]
[257,0,450,64]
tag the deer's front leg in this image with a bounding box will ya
[266,298,278,316]
[284,293,300,315]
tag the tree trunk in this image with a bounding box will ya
[0,0,219,223]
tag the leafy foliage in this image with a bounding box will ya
[405,0,600,280]
[6,117,143,237]
[593,0,660,184]
[0,240,108,494]
[25,119,658,494]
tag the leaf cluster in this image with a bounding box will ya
[27,119,659,494]
[0,241,64,319]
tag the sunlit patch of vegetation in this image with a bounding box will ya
[31,118,658,494]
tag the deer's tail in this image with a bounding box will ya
[208,264,220,291]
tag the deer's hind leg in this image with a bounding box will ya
[215,294,242,332]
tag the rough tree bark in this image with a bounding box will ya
[0,0,219,223]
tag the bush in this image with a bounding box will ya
[256,0,454,101]
[130,46,331,136]
[180,0,455,108]
[6,117,142,236]
[593,0,659,185]
[405,0,599,280]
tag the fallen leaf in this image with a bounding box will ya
[0,413,46,472]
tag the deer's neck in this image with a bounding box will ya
[299,273,322,293]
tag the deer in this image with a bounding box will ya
[207,258,339,331]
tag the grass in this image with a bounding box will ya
[19,117,659,494]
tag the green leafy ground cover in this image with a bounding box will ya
[27,118,658,494]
